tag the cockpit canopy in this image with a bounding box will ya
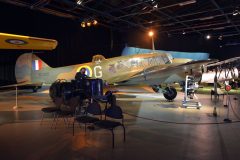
[92,54,106,62]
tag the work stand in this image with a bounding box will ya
[182,75,201,109]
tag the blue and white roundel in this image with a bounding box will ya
[77,66,92,77]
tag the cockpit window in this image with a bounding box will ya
[165,53,173,64]
[92,55,106,62]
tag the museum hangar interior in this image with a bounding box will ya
[0,0,240,160]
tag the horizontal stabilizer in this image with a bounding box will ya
[0,80,30,88]
[0,33,58,50]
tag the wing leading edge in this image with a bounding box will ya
[0,33,58,50]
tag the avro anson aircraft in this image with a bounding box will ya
[1,32,216,100]
[16,53,215,100]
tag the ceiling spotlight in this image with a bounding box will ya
[182,31,186,35]
[206,34,211,40]
[87,22,91,27]
[148,31,154,37]
[81,22,86,28]
[233,9,239,16]
[76,0,83,5]
[219,45,223,48]
[218,35,223,40]
[92,20,98,25]
[153,4,158,9]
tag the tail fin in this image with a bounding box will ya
[15,53,50,84]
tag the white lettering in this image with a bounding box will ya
[94,66,102,78]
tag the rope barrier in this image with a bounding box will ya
[123,111,240,125]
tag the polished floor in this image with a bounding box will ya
[0,86,240,160]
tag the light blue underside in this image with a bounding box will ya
[121,47,209,60]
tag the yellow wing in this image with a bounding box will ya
[0,33,58,50]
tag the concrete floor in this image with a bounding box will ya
[0,86,240,160]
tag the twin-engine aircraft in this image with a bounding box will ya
[16,53,215,100]
[1,32,215,100]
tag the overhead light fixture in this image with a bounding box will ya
[92,20,98,25]
[76,0,83,5]
[153,4,158,9]
[86,22,91,27]
[182,31,186,35]
[81,18,98,28]
[148,31,154,37]
[213,27,225,30]
[142,6,148,10]
[179,0,196,6]
[199,16,214,21]
[81,22,86,28]
[233,9,239,16]
[206,34,211,40]
[218,35,223,40]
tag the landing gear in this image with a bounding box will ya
[32,86,38,92]
[152,85,177,100]
[152,85,161,93]
[163,87,177,101]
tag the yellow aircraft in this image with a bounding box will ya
[1,32,215,100]
[0,32,57,50]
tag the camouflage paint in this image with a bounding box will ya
[15,52,209,86]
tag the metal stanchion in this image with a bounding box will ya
[13,85,19,110]
[224,85,232,123]
[213,70,218,117]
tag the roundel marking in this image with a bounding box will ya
[77,65,92,77]
[5,39,28,45]
[225,85,231,92]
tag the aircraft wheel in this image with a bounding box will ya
[163,87,177,100]
[32,87,38,92]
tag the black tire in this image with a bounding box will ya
[163,87,177,100]
[32,87,38,92]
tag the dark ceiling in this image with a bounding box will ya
[1,0,240,47]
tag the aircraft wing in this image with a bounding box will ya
[0,33,58,50]
[207,57,240,68]
[117,59,217,85]
[0,80,42,88]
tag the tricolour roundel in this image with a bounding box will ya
[5,39,28,45]
[77,65,92,77]
[225,85,231,92]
